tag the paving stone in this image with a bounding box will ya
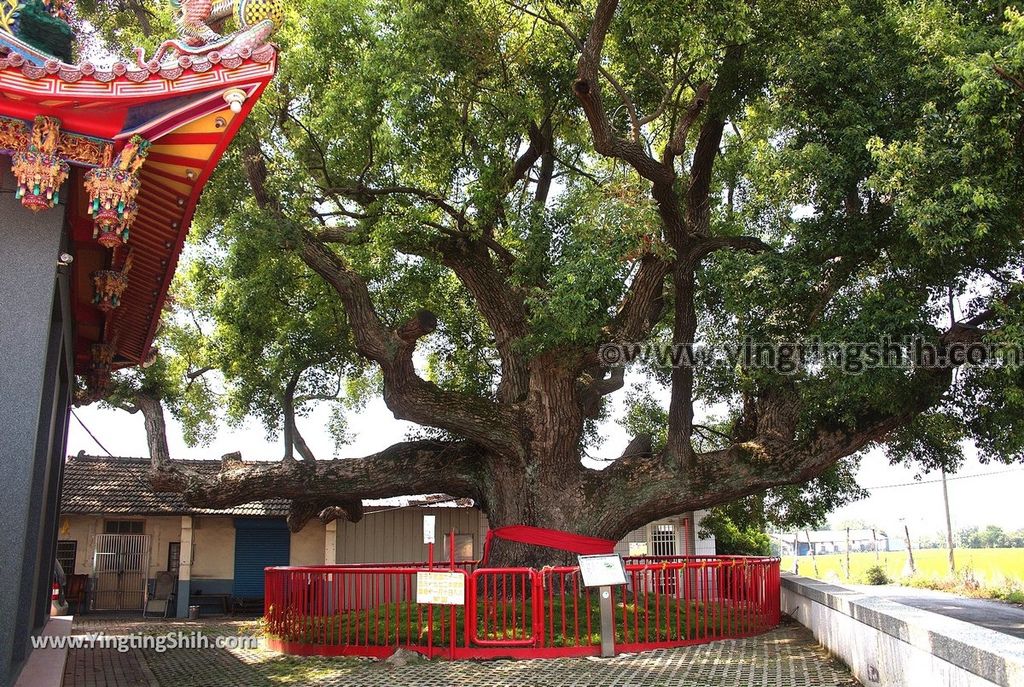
[62,645,157,687]
[62,616,859,687]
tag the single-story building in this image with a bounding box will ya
[59,455,715,617]
[770,529,892,556]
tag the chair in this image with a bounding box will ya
[66,574,88,615]
[143,571,177,618]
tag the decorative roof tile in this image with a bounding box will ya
[0,43,276,85]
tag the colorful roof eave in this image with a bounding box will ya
[134,70,274,369]
[0,46,277,139]
[0,48,278,373]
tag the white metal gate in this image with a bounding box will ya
[92,534,150,610]
[652,524,678,594]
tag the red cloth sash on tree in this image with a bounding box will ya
[480,525,616,565]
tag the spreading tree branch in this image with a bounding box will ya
[573,0,675,188]
[590,295,1012,536]
[242,145,520,455]
[149,441,485,532]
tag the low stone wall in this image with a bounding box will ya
[14,615,70,687]
[781,574,1024,687]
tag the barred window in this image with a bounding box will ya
[103,520,144,535]
[56,540,77,575]
[651,524,676,556]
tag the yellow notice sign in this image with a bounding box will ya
[415,571,465,605]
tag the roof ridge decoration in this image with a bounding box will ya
[0,0,280,84]
[142,0,283,66]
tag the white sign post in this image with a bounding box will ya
[577,554,628,657]
[423,515,436,544]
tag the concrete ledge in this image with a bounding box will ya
[782,574,1024,687]
[14,615,72,687]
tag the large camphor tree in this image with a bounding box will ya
[90,0,1024,565]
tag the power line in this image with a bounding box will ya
[71,409,114,457]
[70,410,181,508]
[863,467,1024,490]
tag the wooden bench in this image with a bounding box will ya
[188,593,230,615]
[230,597,264,615]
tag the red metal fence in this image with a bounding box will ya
[264,556,780,659]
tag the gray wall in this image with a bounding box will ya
[781,575,1024,687]
[0,167,74,686]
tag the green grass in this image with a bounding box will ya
[781,548,1024,584]
[269,592,763,647]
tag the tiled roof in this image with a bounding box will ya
[61,455,289,517]
[60,455,473,518]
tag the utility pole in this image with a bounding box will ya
[941,467,956,574]
[872,528,880,561]
[805,530,819,579]
[903,522,916,576]
[941,295,958,576]
[845,528,851,581]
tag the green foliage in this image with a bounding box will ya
[697,458,867,554]
[71,0,175,59]
[904,568,1024,603]
[955,524,1024,549]
[699,510,771,556]
[72,0,1024,512]
[101,317,220,447]
[863,564,890,585]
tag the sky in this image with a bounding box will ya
[67,388,1024,539]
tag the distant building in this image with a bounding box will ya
[771,529,892,556]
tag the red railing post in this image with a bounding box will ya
[537,570,545,647]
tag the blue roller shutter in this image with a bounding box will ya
[233,518,290,597]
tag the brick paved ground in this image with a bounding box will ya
[63,616,859,687]
[61,644,157,687]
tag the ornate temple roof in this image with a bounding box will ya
[0,1,280,393]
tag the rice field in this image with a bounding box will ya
[781,547,1024,585]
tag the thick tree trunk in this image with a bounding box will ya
[136,393,170,466]
[475,359,601,568]
[478,470,594,567]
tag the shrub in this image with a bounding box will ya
[957,568,981,592]
[863,565,890,585]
